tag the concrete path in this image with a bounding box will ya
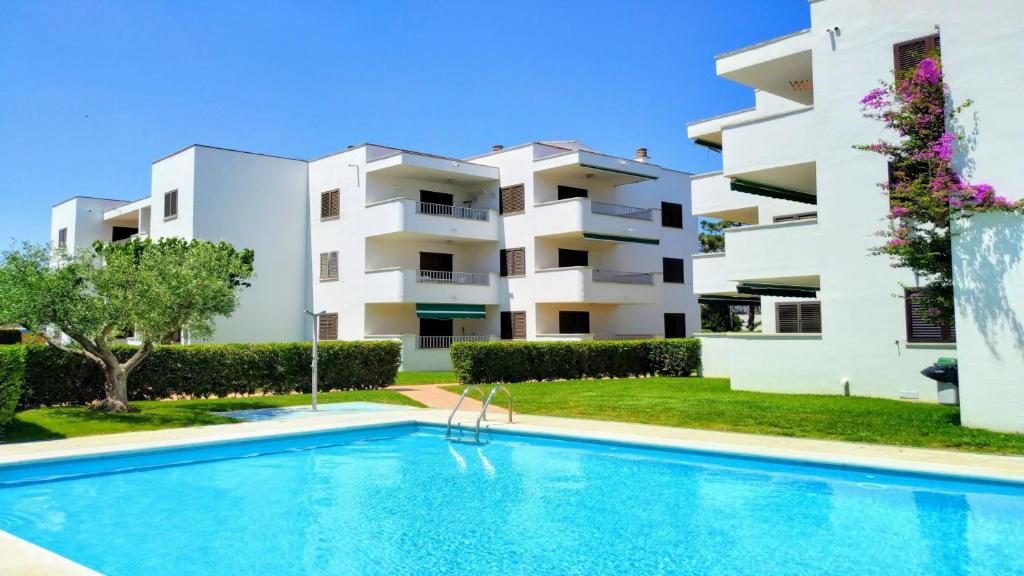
[387,383,507,413]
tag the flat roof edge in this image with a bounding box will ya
[715,28,812,60]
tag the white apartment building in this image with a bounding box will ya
[686,0,1024,430]
[52,141,699,370]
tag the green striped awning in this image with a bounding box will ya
[736,282,818,298]
[583,232,660,245]
[730,178,817,205]
[698,295,761,306]
[415,303,486,319]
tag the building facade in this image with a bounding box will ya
[52,141,699,370]
[686,0,1024,415]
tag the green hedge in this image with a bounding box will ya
[450,339,701,384]
[0,346,24,427]
[9,341,401,409]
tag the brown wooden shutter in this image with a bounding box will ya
[319,252,338,280]
[799,301,821,333]
[777,302,821,333]
[500,184,525,214]
[894,34,940,76]
[321,190,340,218]
[512,311,526,339]
[501,248,525,276]
[776,303,800,333]
[318,313,338,340]
[905,292,955,342]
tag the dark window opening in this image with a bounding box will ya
[663,258,685,284]
[558,311,590,334]
[558,248,589,268]
[664,313,687,338]
[164,189,179,219]
[661,202,684,228]
[57,228,68,248]
[112,226,138,242]
[419,252,453,272]
[557,185,588,200]
[419,318,453,337]
[420,190,454,206]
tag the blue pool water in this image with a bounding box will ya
[216,401,417,421]
[1,425,1023,576]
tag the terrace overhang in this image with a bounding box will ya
[415,303,486,319]
[366,151,499,185]
[735,281,818,298]
[533,150,660,186]
[716,29,814,105]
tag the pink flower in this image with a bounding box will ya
[948,197,964,208]
[931,132,956,162]
[915,58,942,84]
[859,87,890,109]
[974,187,991,203]
[886,238,907,248]
[888,206,909,219]
[926,307,941,317]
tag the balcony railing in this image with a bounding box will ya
[416,201,489,222]
[417,270,490,285]
[417,335,492,349]
[590,201,653,221]
[593,269,655,285]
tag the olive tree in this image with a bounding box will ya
[0,238,254,412]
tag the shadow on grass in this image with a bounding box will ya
[0,419,66,443]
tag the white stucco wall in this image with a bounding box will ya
[953,213,1024,433]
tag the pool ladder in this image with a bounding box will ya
[445,385,513,443]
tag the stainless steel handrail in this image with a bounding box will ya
[446,385,485,439]
[475,386,513,441]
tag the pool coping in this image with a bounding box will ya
[3,408,1024,574]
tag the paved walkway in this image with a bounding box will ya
[387,383,507,413]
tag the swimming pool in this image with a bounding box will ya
[1,424,1023,575]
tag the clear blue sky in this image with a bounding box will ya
[0,0,808,243]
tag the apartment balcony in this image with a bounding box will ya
[533,149,662,186]
[363,268,499,304]
[724,219,821,293]
[363,198,499,242]
[691,172,759,224]
[692,252,734,295]
[530,198,660,245]
[365,149,499,185]
[716,28,813,105]
[366,333,497,371]
[721,108,817,205]
[530,267,659,304]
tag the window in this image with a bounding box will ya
[164,189,178,219]
[663,257,685,284]
[320,189,340,219]
[112,226,137,242]
[664,313,687,338]
[661,202,684,228]
[419,252,453,272]
[905,291,955,343]
[501,311,527,340]
[773,211,817,223]
[318,313,339,340]
[319,251,339,281]
[559,311,590,334]
[500,247,526,277]
[557,185,588,200]
[776,301,821,333]
[558,248,588,268]
[500,184,525,214]
[894,34,940,77]
[57,228,67,248]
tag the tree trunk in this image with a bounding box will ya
[98,366,131,412]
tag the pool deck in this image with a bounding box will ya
[3,407,1024,574]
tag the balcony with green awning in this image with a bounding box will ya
[415,303,487,319]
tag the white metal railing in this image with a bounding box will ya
[592,269,655,284]
[590,201,653,221]
[417,270,490,285]
[416,201,489,221]
[417,335,491,349]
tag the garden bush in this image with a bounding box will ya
[450,339,701,384]
[0,346,24,427]
[10,340,400,409]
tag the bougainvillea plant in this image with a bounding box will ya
[857,56,1022,326]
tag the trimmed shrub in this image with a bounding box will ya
[0,346,25,427]
[13,340,401,409]
[450,339,701,384]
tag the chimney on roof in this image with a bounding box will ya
[492,144,504,152]
[634,147,649,163]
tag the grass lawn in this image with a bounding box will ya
[394,371,459,385]
[446,377,1024,455]
[2,390,423,443]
